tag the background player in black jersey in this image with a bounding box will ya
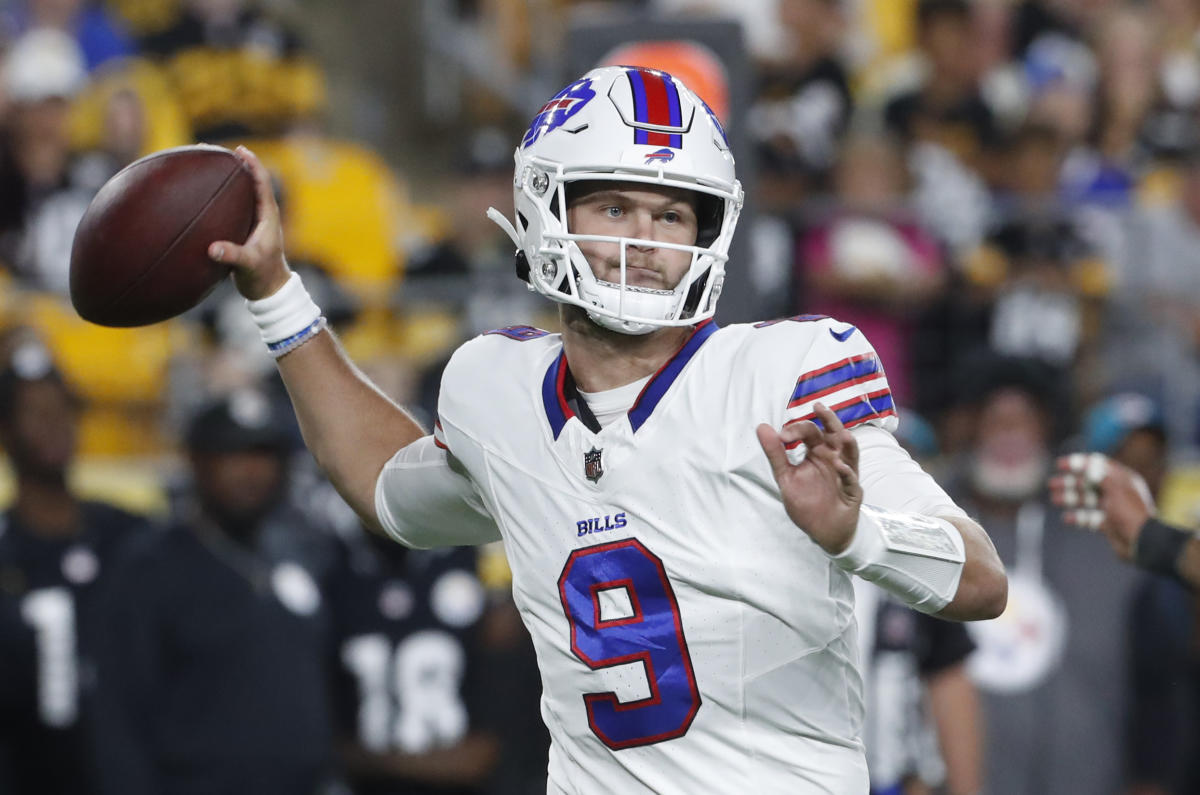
[326,527,504,794]
[91,386,341,795]
[0,337,152,795]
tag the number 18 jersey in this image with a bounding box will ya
[380,316,949,794]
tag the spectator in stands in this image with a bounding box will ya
[1058,6,1157,212]
[969,0,1029,131]
[885,0,995,256]
[968,123,1110,375]
[91,387,340,795]
[0,28,95,291]
[326,527,502,794]
[797,129,947,407]
[946,355,1137,795]
[103,0,182,39]
[139,0,326,141]
[884,0,1001,167]
[651,0,796,66]
[1082,392,1171,500]
[0,337,152,794]
[1,0,133,71]
[1105,147,1200,450]
[748,0,854,205]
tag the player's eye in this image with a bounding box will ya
[661,210,681,224]
[603,205,624,219]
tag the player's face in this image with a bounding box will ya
[191,448,286,537]
[2,379,78,481]
[567,183,699,290]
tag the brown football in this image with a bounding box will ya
[69,144,255,327]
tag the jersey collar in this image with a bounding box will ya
[542,320,718,439]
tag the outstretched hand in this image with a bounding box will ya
[207,146,290,301]
[757,403,863,555]
[1049,453,1155,562]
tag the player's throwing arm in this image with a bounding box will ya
[758,404,1007,621]
[210,147,424,530]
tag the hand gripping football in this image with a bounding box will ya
[69,144,256,327]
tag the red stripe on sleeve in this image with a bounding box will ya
[782,408,897,449]
[795,353,874,383]
[787,371,884,409]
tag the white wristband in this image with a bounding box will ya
[832,504,966,614]
[245,271,322,345]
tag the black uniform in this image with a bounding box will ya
[860,590,977,794]
[91,502,340,795]
[328,533,495,795]
[0,502,150,795]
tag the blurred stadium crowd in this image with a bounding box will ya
[2,0,1200,793]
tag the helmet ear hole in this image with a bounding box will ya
[682,267,711,316]
[695,195,724,248]
[514,251,531,283]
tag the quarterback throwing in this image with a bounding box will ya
[210,66,1006,794]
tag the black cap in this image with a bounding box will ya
[185,388,294,455]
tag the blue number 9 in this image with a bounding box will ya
[557,538,701,749]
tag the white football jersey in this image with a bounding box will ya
[376,315,966,794]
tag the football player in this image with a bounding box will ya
[0,340,152,794]
[326,528,501,794]
[90,388,340,794]
[210,66,1007,793]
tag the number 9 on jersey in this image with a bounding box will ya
[558,538,701,749]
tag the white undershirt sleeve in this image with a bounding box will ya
[373,435,502,549]
[854,424,969,521]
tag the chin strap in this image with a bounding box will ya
[487,208,532,284]
[486,207,522,248]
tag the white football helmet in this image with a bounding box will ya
[488,65,744,335]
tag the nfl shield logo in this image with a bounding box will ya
[584,448,604,483]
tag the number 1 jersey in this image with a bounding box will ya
[378,316,965,794]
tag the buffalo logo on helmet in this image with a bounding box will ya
[583,447,604,483]
[522,77,597,148]
[644,147,675,164]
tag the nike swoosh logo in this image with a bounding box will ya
[829,326,857,342]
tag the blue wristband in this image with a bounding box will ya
[266,316,326,358]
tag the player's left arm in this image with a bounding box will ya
[935,514,1007,619]
[758,404,1007,621]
